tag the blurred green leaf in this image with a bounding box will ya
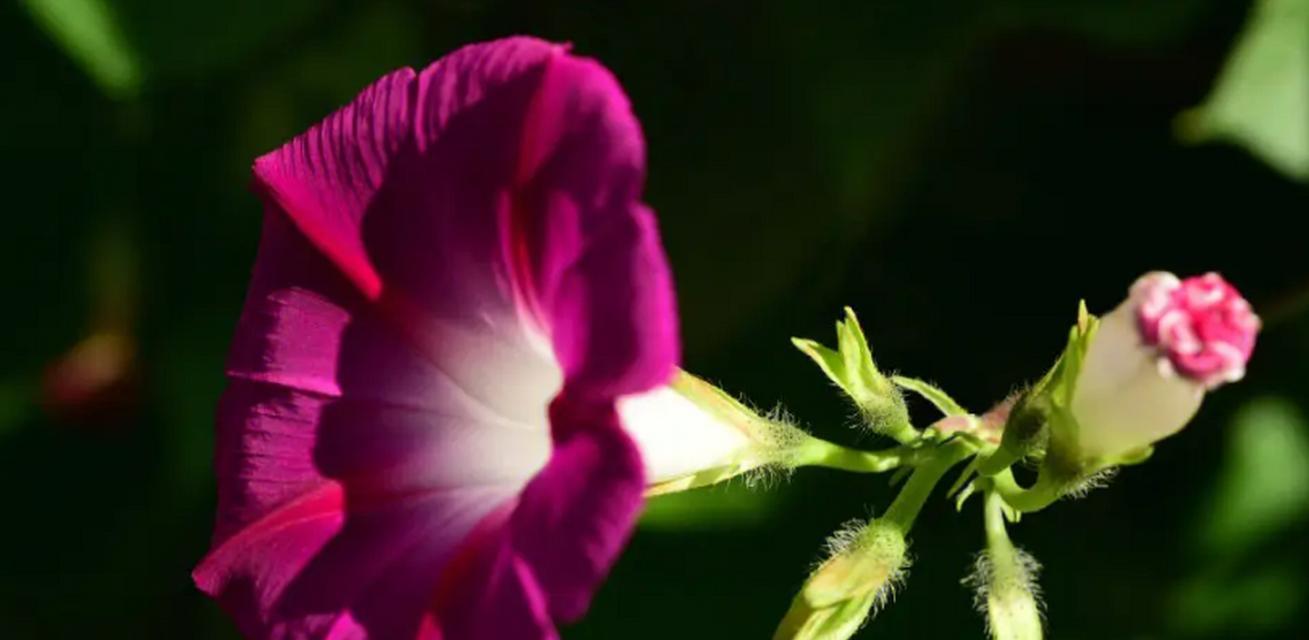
[234,1,423,170]
[640,484,781,531]
[0,377,34,436]
[22,0,328,93]
[1171,564,1303,636]
[20,0,142,98]
[991,0,1216,46]
[1170,398,1309,637]
[1178,0,1309,181]
[117,0,323,80]
[1200,397,1309,555]
[154,316,231,497]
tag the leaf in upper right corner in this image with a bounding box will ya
[1177,0,1309,182]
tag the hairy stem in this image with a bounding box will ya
[979,489,1045,640]
[983,490,1013,556]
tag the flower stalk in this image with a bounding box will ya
[789,439,915,473]
[881,440,974,530]
[986,468,1068,514]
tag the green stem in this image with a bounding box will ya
[989,468,1065,514]
[983,489,1012,552]
[791,438,917,473]
[881,442,972,531]
[980,488,1044,640]
[976,444,1022,477]
[879,411,920,446]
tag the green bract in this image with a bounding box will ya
[792,307,915,443]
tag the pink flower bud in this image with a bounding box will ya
[1070,272,1259,459]
[1135,272,1259,389]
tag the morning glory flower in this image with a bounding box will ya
[193,36,745,639]
[1070,271,1260,459]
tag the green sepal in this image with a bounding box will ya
[1033,303,1158,473]
[1036,301,1101,456]
[983,302,1099,475]
[1112,445,1154,466]
[1050,300,1099,409]
[975,299,1166,516]
[892,375,968,417]
[948,458,981,500]
[774,590,881,640]
[792,307,914,442]
[979,301,1145,512]
[955,481,978,512]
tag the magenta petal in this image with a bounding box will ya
[194,485,348,637]
[198,36,680,639]
[511,402,646,620]
[200,209,537,637]
[433,521,558,640]
[195,483,519,639]
[508,54,679,400]
[461,51,677,622]
[210,211,551,543]
[435,407,642,636]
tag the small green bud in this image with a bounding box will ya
[792,307,914,442]
[774,520,908,640]
[965,492,1044,640]
[965,549,1044,640]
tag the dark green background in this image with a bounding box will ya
[2,1,1306,638]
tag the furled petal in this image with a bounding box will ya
[619,385,752,488]
[1134,272,1259,388]
[620,371,814,495]
[196,36,679,639]
[1071,272,1259,458]
[1071,293,1204,459]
